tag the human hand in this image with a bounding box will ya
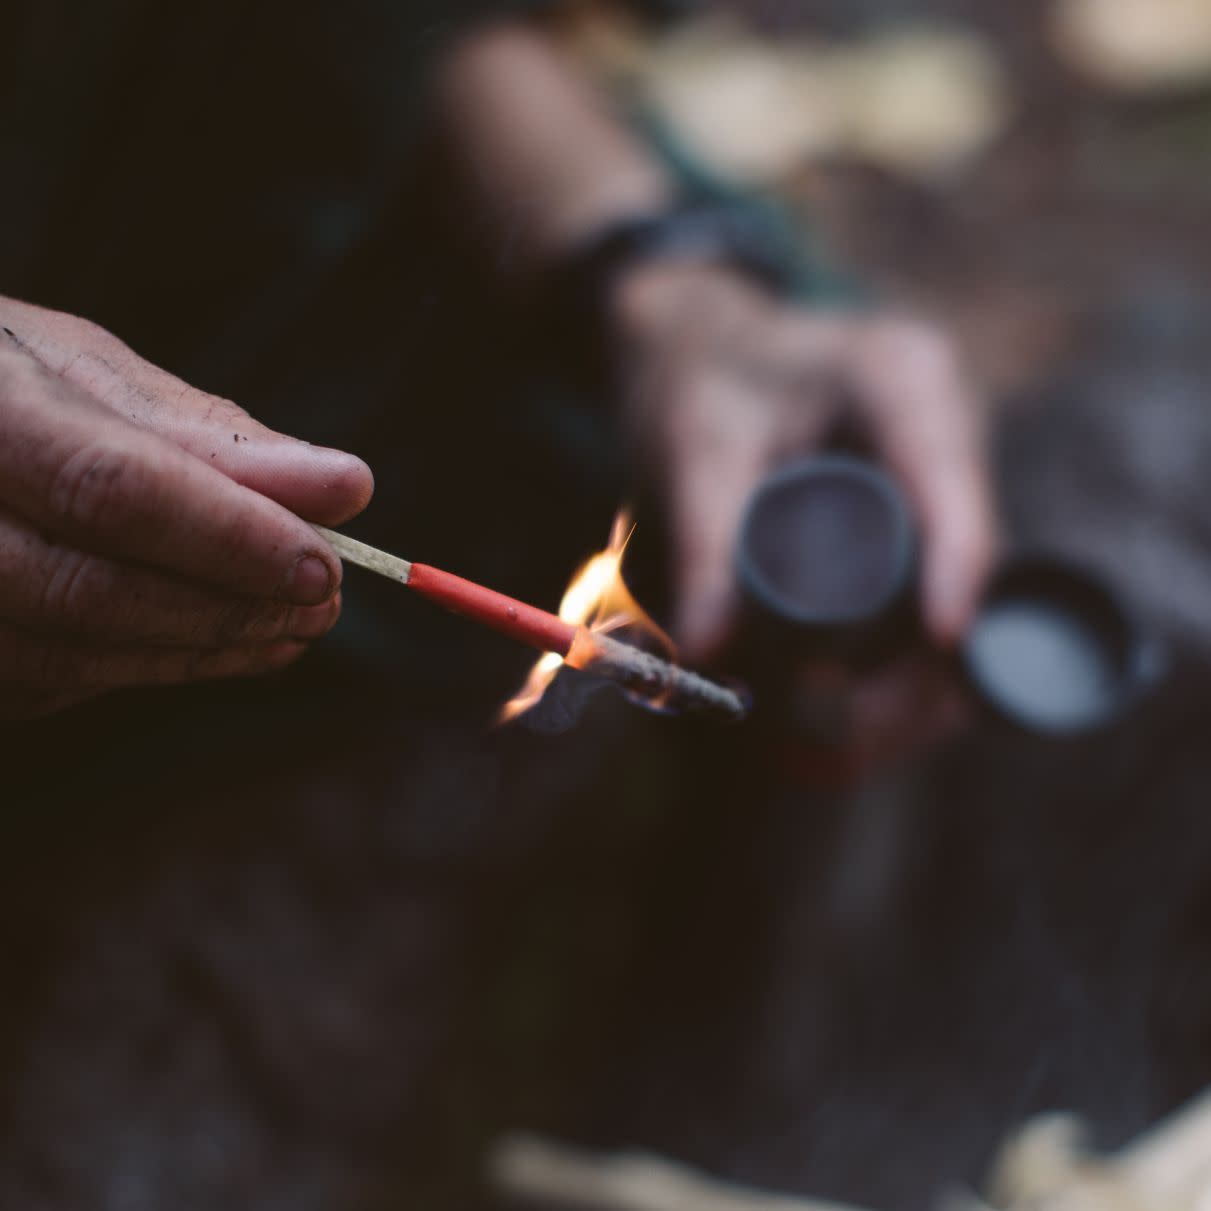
[609,264,998,662]
[0,298,373,719]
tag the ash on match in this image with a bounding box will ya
[566,631,747,720]
[314,525,749,722]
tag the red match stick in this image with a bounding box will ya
[407,563,579,656]
[312,527,577,654]
[313,526,747,719]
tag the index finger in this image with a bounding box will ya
[845,320,999,642]
[0,352,342,605]
[0,297,374,526]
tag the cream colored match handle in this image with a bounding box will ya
[311,525,413,585]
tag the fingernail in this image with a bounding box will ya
[285,554,335,605]
[927,573,972,645]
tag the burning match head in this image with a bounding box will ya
[500,512,751,726]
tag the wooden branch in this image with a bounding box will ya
[1118,1087,1211,1201]
[987,1088,1211,1210]
[488,1134,872,1211]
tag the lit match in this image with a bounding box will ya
[312,522,748,722]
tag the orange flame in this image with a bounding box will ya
[497,511,674,723]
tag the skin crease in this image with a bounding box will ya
[0,299,373,719]
[1,18,995,740]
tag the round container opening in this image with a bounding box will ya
[963,559,1140,735]
[736,456,914,626]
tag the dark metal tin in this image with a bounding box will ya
[734,457,1164,735]
[734,455,918,668]
[960,555,1164,736]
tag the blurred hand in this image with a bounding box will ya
[609,263,998,662]
[0,298,373,718]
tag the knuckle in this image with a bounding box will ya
[49,442,150,533]
[197,391,247,424]
[0,348,41,394]
[60,348,122,398]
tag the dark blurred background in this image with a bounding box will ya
[5,2,1211,1209]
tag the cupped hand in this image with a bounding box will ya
[608,263,998,662]
[0,297,373,718]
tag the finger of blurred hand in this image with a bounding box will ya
[0,510,342,645]
[0,351,344,606]
[0,297,373,525]
[845,319,999,642]
[664,374,792,661]
[627,308,840,661]
[0,625,307,721]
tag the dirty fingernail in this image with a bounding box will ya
[285,554,335,605]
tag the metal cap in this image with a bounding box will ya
[735,455,918,665]
[962,555,1163,735]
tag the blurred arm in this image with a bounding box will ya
[433,19,673,274]
[430,15,997,659]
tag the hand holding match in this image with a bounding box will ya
[313,525,748,721]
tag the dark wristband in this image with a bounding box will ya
[557,200,802,322]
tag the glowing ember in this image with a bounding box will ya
[498,512,674,723]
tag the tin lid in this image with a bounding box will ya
[735,459,1163,733]
[961,556,1163,735]
[735,455,917,661]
